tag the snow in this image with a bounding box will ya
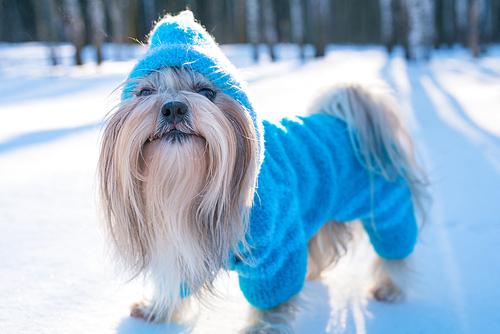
[1,42,500,334]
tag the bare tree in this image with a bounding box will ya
[246,0,260,62]
[62,0,86,65]
[491,0,500,45]
[8,0,500,65]
[233,0,247,44]
[422,0,435,57]
[308,0,330,57]
[289,0,305,59]
[31,0,61,66]
[107,0,129,60]
[442,0,454,46]
[406,0,423,60]
[469,0,480,56]
[88,0,106,64]
[455,0,469,45]
[142,0,156,32]
[380,0,394,51]
[262,0,278,61]
[406,0,434,60]
[478,0,493,45]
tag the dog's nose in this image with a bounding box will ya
[161,101,188,123]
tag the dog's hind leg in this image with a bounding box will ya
[241,297,299,334]
[369,255,411,303]
[307,223,411,303]
[307,83,426,302]
[306,221,354,281]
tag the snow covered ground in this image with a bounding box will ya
[1,42,499,334]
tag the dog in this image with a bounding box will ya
[97,11,427,333]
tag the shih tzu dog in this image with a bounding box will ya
[98,11,427,333]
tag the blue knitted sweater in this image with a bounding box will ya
[231,116,417,309]
[125,11,418,310]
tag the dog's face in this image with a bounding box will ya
[98,67,257,304]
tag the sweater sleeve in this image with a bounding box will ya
[337,172,418,259]
[232,127,309,309]
[237,237,308,309]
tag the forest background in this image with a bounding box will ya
[2,0,499,65]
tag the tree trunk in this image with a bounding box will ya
[62,0,86,66]
[107,0,129,61]
[421,0,435,59]
[379,0,394,52]
[441,0,454,46]
[455,0,469,45]
[309,0,330,57]
[142,0,156,32]
[406,0,433,61]
[397,0,410,59]
[478,0,492,45]
[31,0,48,42]
[491,0,500,44]
[406,0,421,60]
[234,0,246,44]
[32,0,61,66]
[469,0,480,57]
[289,0,305,60]
[88,0,106,65]
[262,0,278,61]
[246,0,260,62]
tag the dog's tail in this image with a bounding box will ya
[307,82,428,219]
[305,83,429,279]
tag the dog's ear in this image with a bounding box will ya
[97,100,156,276]
[216,94,258,244]
[219,95,258,203]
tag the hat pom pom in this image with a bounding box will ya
[177,10,195,21]
[148,10,213,50]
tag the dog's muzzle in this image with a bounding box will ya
[149,100,193,143]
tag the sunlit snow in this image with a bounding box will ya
[1,42,499,334]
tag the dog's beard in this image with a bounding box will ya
[98,68,257,318]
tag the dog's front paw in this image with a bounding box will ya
[130,301,180,323]
[370,278,405,303]
[370,256,409,303]
[131,301,156,322]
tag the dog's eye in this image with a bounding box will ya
[198,88,215,101]
[138,88,154,97]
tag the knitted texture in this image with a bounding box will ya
[232,115,418,309]
[125,10,264,162]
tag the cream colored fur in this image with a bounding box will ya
[306,221,354,281]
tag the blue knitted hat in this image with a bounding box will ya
[125,10,263,163]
